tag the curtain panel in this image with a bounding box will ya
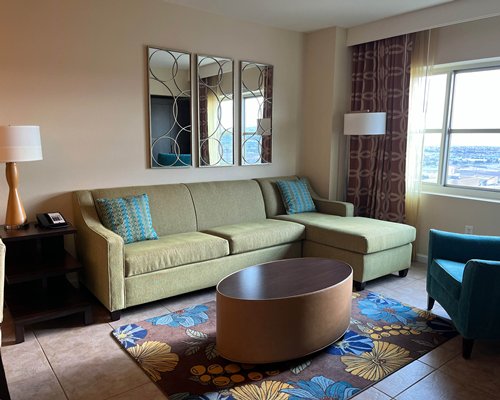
[199,78,210,165]
[261,66,273,163]
[346,34,415,223]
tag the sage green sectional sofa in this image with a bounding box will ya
[73,176,416,319]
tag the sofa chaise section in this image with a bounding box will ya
[255,176,416,290]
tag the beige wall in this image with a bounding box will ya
[433,15,500,65]
[0,0,303,224]
[347,0,500,46]
[299,27,350,199]
[417,194,499,257]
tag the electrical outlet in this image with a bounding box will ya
[465,225,474,234]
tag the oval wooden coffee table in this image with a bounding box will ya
[216,257,352,364]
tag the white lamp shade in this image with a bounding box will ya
[344,112,386,136]
[0,125,43,162]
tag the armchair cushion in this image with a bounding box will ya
[430,259,465,300]
[158,152,191,167]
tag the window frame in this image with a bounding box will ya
[421,59,500,201]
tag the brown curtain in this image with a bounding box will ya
[346,34,414,223]
[199,77,210,166]
[261,66,273,163]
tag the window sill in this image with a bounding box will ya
[421,183,500,204]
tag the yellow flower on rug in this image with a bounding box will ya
[230,380,292,400]
[412,307,436,320]
[341,341,412,381]
[127,341,179,381]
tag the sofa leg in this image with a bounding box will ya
[110,310,121,321]
[354,281,366,291]
[427,296,435,311]
[463,338,474,359]
[0,353,11,400]
[398,268,409,277]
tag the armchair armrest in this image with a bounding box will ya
[459,259,500,338]
[73,191,125,312]
[428,229,500,266]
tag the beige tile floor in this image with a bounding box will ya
[2,262,499,399]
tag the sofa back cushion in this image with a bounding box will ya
[254,176,299,217]
[91,184,197,236]
[186,180,266,231]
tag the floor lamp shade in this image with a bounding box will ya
[344,112,386,136]
[0,126,43,229]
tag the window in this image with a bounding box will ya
[422,64,500,193]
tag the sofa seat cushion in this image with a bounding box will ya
[204,219,305,255]
[124,232,230,277]
[274,213,416,254]
[429,259,465,300]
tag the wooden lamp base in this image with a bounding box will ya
[4,162,28,230]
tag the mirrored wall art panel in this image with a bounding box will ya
[148,47,192,168]
[197,55,234,167]
[240,61,273,165]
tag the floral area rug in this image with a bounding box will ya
[112,291,456,400]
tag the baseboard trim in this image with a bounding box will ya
[416,253,428,264]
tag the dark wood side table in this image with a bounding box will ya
[0,223,92,343]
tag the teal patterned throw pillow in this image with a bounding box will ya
[276,178,317,215]
[95,194,158,244]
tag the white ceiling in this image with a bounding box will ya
[163,0,454,32]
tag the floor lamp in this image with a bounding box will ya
[343,112,386,200]
[0,126,43,229]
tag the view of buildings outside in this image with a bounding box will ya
[242,96,263,164]
[422,137,500,189]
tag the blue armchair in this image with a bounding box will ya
[427,229,500,359]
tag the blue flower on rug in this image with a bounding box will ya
[147,305,209,328]
[426,318,456,337]
[282,376,359,400]
[326,330,374,356]
[359,295,418,325]
[113,324,148,349]
[364,292,403,306]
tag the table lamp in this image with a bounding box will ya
[0,126,43,229]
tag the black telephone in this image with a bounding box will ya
[36,212,69,229]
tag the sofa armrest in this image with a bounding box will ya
[73,190,125,312]
[312,197,354,217]
[300,176,354,217]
